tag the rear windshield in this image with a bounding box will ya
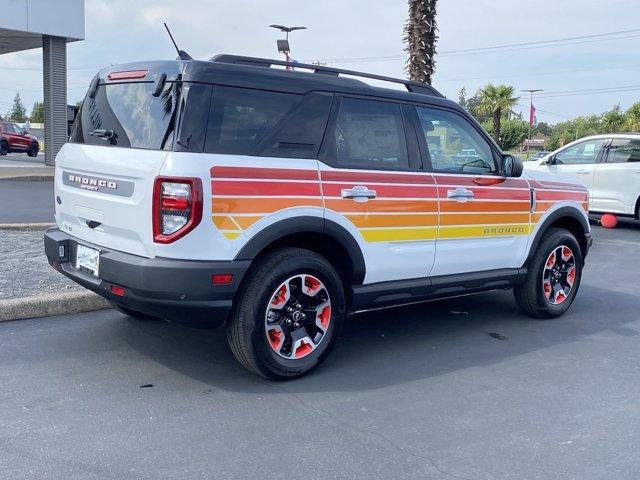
[70,81,181,150]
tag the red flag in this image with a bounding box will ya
[529,104,536,127]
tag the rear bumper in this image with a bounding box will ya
[44,228,250,327]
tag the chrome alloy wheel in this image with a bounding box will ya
[264,274,332,359]
[542,245,577,305]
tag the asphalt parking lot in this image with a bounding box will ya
[0,180,54,224]
[1,219,639,480]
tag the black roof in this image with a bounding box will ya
[98,55,462,112]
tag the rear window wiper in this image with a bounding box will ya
[90,129,118,145]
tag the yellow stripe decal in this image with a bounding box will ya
[438,224,532,239]
[360,227,438,242]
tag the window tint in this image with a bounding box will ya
[71,81,181,150]
[173,83,212,153]
[554,139,604,165]
[606,138,640,163]
[204,86,300,155]
[415,107,496,174]
[329,97,408,170]
[8,124,21,134]
[258,92,333,159]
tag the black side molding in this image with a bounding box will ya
[351,268,527,312]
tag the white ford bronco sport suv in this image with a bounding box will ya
[45,55,592,379]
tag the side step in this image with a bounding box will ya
[350,268,527,312]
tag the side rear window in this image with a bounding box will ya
[606,138,640,163]
[257,92,333,159]
[325,97,409,170]
[204,86,300,155]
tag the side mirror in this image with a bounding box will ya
[22,129,28,135]
[502,154,523,177]
[545,155,555,165]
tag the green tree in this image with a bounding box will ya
[405,0,438,84]
[498,118,529,151]
[476,84,519,144]
[8,93,27,122]
[483,117,529,151]
[625,102,640,132]
[30,101,44,123]
[534,121,552,136]
[465,92,488,123]
[457,87,467,110]
[602,104,625,133]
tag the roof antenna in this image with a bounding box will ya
[164,22,193,61]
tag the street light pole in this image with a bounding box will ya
[269,25,307,69]
[522,89,543,159]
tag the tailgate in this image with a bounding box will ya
[55,143,167,258]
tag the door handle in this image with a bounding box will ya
[447,187,475,202]
[576,169,589,174]
[341,185,377,202]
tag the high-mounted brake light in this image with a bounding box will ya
[153,177,203,244]
[107,70,148,81]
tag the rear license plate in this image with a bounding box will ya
[76,244,100,277]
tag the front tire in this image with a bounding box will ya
[227,248,345,380]
[514,227,583,318]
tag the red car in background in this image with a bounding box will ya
[0,122,39,157]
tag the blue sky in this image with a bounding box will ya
[1,0,640,124]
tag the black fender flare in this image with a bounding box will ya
[234,216,366,285]
[524,206,590,265]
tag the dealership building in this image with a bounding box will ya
[0,0,85,166]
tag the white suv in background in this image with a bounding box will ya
[525,134,640,218]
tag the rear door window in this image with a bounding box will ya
[204,86,300,155]
[324,96,409,170]
[606,138,640,163]
[71,81,181,150]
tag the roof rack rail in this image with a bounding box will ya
[210,54,444,98]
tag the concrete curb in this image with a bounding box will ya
[0,223,55,231]
[0,290,112,322]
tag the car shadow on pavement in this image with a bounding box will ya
[117,284,640,393]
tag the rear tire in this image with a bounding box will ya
[0,141,8,156]
[227,248,345,380]
[514,227,583,319]
[27,142,39,157]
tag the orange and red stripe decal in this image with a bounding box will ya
[210,166,589,242]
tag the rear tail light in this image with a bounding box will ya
[153,177,203,243]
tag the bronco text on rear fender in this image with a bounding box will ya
[45,55,592,379]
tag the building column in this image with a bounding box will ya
[43,36,67,167]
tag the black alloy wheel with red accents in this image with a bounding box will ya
[514,227,583,319]
[542,245,577,305]
[265,273,332,360]
[227,247,345,380]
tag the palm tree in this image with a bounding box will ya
[404,0,438,84]
[476,84,519,144]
